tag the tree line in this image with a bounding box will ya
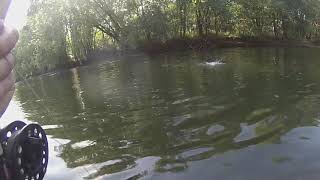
[15,0,320,78]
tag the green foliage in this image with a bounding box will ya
[15,0,320,78]
[15,0,68,78]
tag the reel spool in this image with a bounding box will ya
[0,121,48,180]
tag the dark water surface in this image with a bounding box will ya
[3,48,320,179]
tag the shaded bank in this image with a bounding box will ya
[139,37,320,54]
[15,0,320,80]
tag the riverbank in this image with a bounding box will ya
[139,37,320,54]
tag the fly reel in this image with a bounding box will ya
[0,121,48,180]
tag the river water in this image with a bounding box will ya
[2,48,320,180]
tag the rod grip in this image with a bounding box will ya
[0,0,12,20]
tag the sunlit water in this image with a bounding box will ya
[3,48,320,179]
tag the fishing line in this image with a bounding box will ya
[14,69,99,178]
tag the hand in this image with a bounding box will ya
[0,20,19,117]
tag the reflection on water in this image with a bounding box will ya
[3,48,320,179]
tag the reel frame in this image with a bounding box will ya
[0,121,48,180]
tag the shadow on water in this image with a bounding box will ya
[12,48,320,179]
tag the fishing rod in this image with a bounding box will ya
[0,1,49,180]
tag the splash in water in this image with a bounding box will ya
[204,61,225,66]
[201,59,225,67]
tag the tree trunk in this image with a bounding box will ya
[273,13,279,39]
[214,16,219,36]
[281,15,288,40]
[195,0,204,37]
[182,4,187,37]
[196,10,204,37]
